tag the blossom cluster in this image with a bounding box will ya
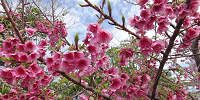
[34,20,68,47]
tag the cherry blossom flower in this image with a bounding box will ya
[13,65,27,78]
[25,40,37,52]
[0,23,5,33]
[136,0,149,9]
[151,3,165,14]
[120,73,130,80]
[86,45,99,54]
[48,62,60,74]
[28,52,39,62]
[61,59,75,73]
[37,48,46,57]
[139,37,152,48]
[17,44,26,53]
[40,75,53,87]
[29,62,40,74]
[110,78,122,91]
[151,40,165,54]
[87,22,100,37]
[119,48,134,60]
[79,94,89,100]
[140,9,151,20]
[25,27,36,36]
[19,53,29,62]
[105,66,120,77]
[97,29,113,44]
[76,58,90,70]
[2,41,14,53]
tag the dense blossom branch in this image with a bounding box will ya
[151,0,191,99]
[1,0,25,44]
[84,0,141,39]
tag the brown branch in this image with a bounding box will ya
[191,34,200,72]
[54,83,74,92]
[21,0,25,29]
[83,0,141,39]
[56,69,113,100]
[1,0,25,44]
[32,0,53,25]
[151,0,191,99]
[0,38,5,43]
[52,0,55,24]
[168,53,200,59]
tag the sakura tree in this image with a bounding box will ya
[0,0,200,99]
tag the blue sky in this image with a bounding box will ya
[64,0,141,47]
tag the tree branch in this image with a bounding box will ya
[1,0,25,44]
[151,0,191,99]
[56,69,113,100]
[191,34,200,72]
[83,0,141,39]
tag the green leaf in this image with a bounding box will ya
[59,77,68,85]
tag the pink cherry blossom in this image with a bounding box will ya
[17,44,26,53]
[2,40,14,53]
[46,57,54,67]
[151,3,165,14]
[76,58,90,70]
[38,39,48,48]
[119,57,128,66]
[151,40,165,54]
[86,45,99,54]
[61,60,75,73]
[139,36,152,48]
[52,52,61,61]
[40,75,53,87]
[48,62,60,74]
[9,37,19,45]
[97,29,113,44]
[37,48,46,57]
[140,9,151,20]
[110,78,122,91]
[25,40,37,52]
[25,27,36,36]
[30,81,42,95]
[29,62,41,74]
[63,51,74,61]
[136,0,149,9]
[0,23,5,33]
[120,73,130,80]
[19,53,29,62]
[128,16,139,27]
[13,65,27,78]
[28,52,39,62]
[87,22,100,37]
[119,48,134,60]
[106,66,120,77]
[79,94,89,100]
[186,27,199,39]
[183,16,192,27]
[126,85,140,95]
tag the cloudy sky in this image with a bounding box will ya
[64,0,141,47]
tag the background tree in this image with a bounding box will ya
[0,0,200,100]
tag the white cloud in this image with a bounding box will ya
[76,0,101,4]
[127,5,140,17]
